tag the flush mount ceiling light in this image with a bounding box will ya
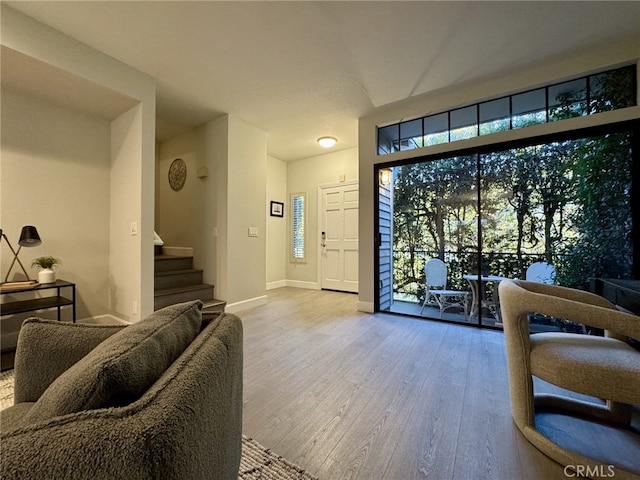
[317,136,337,148]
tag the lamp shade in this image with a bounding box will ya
[18,225,42,247]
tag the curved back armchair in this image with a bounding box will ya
[499,279,640,478]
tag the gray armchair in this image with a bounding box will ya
[499,279,640,479]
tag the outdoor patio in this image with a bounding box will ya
[388,299,503,328]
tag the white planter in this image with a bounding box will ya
[38,268,56,284]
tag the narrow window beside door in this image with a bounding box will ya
[291,193,306,260]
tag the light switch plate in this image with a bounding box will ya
[248,227,258,237]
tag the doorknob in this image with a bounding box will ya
[321,231,326,248]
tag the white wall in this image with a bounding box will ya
[226,116,267,310]
[267,155,287,289]
[286,147,358,288]
[205,116,229,295]
[1,89,111,328]
[157,129,205,251]
[358,36,640,312]
[2,5,156,320]
[110,105,144,322]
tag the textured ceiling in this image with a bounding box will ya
[5,1,640,161]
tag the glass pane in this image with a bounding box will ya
[511,89,546,129]
[450,106,477,141]
[424,113,449,146]
[450,126,477,141]
[589,65,636,114]
[479,98,510,135]
[386,156,479,325]
[450,105,477,129]
[512,88,545,115]
[548,78,587,120]
[480,98,510,123]
[400,118,423,151]
[378,124,399,155]
[512,111,546,129]
[479,119,510,135]
[292,194,305,259]
[478,133,633,329]
[424,113,448,134]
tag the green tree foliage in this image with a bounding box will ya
[391,132,633,300]
[556,133,633,287]
[393,156,476,297]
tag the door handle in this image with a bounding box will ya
[321,231,326,248]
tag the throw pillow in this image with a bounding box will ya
[23,300,203,423]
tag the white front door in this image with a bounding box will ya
[320,182,359,292]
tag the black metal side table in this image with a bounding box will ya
[0,279,76,322]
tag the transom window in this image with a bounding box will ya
[377,65,636,155]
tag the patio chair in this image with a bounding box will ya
[525,262,576,333]
[525,261,556,284]
[420,258,469,320]
[499,279,640,478]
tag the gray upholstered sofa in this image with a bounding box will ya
[0,300,243,480]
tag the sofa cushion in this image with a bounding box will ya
[14,319,127,404]
[530,332,640,404]
[23,300,203,423]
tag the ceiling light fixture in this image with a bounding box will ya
[317,136,337,148]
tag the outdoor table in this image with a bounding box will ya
[463,274,507,320]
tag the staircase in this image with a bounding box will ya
[154,254,226,313]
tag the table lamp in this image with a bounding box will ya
[1,225,42,286]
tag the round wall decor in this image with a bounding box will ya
[168,158,187,191]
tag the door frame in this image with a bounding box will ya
[316,180,359,290]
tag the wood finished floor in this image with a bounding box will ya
[238,287,635,480]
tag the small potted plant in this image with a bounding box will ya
[31,256,62,284]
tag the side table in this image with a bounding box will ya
[1,279,76,322]
[1,280,76,370]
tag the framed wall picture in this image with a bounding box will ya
[270,201,284,217]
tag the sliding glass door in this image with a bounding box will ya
[377,127,636,329]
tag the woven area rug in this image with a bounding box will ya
[0,370,318,480]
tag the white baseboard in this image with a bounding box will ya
[78,314,130,325]
[266,280,287,290]
[162,246,194,257]
[357,301,374,313]
[226,295,268,314]
[285,280,320,290]
[265,280,319,290]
